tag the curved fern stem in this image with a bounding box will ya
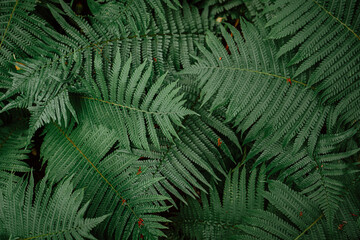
[312,0,360,41]
[81,96,182,115]
[0,0,18,50]
[294,214,324,240]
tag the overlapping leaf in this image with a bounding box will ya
[75,52,194,150]
[182,21,328,157]
[41,122,169,239]
[0,173,107,239]
[265,0,360,106]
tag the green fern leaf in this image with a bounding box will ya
[239,180,360,240]
[252,127,360,221]
[75,53,195,150]
[177,165,266,239]
[41,122,170,239]
[182,20,329,162]
[265,0,360,105]
[0,173,107,239]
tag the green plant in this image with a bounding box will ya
[0,173,108,239]
[0,0,359,239]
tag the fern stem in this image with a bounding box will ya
[312,0,360,41]
[80,96,180,115]
[52,122,140,219]
[293,213,324,240]
[0,0,18,50]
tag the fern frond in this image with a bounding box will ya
[252,127,360,221]
[51,0,213,73]
[265,0,360,104]
[0,0,220,144]
[2,0,215,139]
[177,165,266,239]
[0,173,107,239]
[239,180,325,239]
[125,78,242,204]
[0,0,64,110]
[41,122,170,239]
[0,0,39,61]
[1,0,359,238]
[134,112,238,204]
[239,180,360,240]
[75,53,195,150]
[0,57,78,139]
[182,21,328,158]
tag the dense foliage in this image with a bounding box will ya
[0,0,359,239]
